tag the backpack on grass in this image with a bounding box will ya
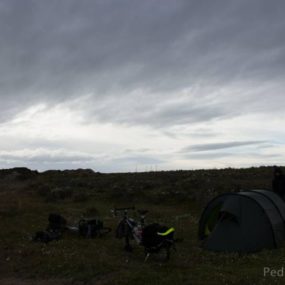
[78,218,104,238]
[47,213,67,231]
[32,213,67,243]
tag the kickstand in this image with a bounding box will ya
[144,252,150,262]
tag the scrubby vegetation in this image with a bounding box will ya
[0,166,283,284]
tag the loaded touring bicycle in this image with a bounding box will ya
[112,206,176,261]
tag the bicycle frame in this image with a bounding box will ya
[113,207,175,260]
[113,207,145,249]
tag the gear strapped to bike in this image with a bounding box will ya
[112,206,176,261]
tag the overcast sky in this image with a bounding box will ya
[0,0,285,172]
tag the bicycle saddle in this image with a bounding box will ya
[138,209,148,215]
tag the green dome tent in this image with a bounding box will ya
[199,190,285,253]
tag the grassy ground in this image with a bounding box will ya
[0,167,284,284]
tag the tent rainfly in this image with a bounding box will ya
[199,190,285,253]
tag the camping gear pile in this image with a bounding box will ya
[32,208,176,261]
[78,218,105,238]
[199,189,285,253]
[33,213,107,243]
[33,213,67,243]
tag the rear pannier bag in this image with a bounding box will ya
[141,223,174,251]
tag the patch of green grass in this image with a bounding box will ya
[0,167,283,284]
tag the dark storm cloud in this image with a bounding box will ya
[0,0,285,125]
[181,141,267,152]
[87,95,229,127]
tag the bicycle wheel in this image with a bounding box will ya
[147,241,175,262]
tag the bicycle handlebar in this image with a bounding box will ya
[111,206,135,216]
[111,207,149,219]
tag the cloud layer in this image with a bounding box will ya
[0,0,285,171]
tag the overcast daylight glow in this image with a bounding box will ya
[0,0,285,172]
